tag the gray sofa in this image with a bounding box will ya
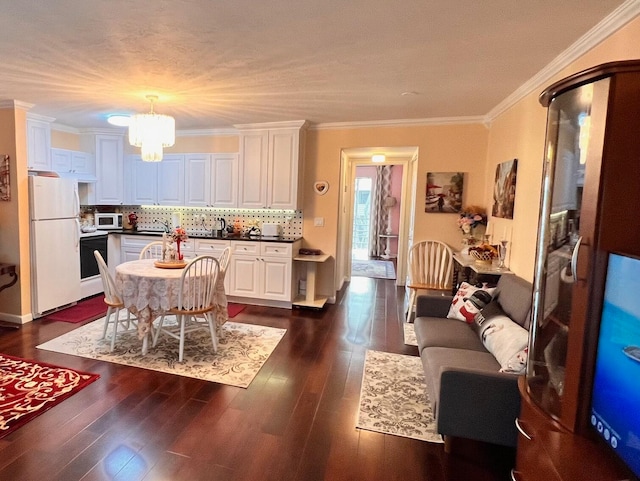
[413,274,532,448]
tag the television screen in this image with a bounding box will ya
[590,253,640,478]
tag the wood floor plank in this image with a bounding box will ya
[0,277,514,481]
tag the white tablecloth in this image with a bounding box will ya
[115,259,228,339]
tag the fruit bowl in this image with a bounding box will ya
[469,245,498,264]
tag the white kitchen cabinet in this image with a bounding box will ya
[128,154,185,205]
[228,241,297,303]
[237,121,306,210]
[51,148,96,182]
[120,234,195,263]
[27,118,52,171]
[210,153,238,207]
[94,134,124,204]
[194,238,231,291]
[184,154,211,207]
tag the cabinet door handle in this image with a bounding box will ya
[510,469,522,481]
[515,418,532,441]
[571,235,583,281]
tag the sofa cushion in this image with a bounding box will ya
[414,316,486,353]
[474,304,529,373]
[421,347,501,414]
[492,275,533,329]
[446,282,497,323]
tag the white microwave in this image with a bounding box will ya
[95,213,122,230]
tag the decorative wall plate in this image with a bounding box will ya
[314,181,329,195]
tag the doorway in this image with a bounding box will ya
[336,147,419,289]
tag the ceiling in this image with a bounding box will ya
[0,0,630,131]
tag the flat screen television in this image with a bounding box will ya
[590,252,640,479]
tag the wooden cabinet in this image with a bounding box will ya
[26,117,51,170]
[51,148,96,182]
[518,61,640,481]
[127,154,185,205]
[237,121,306,210]
[94,134,124,204]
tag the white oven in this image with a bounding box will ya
[95,213,122,230]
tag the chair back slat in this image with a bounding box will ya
[177,255,220,311]
[139,241,165,260]
[408,240,453,290]
[217,246,232,274]
[94,250,121,305]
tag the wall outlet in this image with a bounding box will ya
[314,217,324,227]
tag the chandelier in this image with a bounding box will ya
[128,95,175,162]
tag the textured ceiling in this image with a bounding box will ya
[0,0,629,130]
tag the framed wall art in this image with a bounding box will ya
[425,172,464,213]
[0,155,9,201]
[492,158,518,219]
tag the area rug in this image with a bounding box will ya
[403,322,418,346]
[0,353,99,439]
[36,317,286,388]
[357,350,442,443]
[41,295,107,323]
[352,260,396,279]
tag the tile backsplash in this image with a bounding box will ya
[82,205,303,237]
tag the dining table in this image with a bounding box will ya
[114,258,228,354]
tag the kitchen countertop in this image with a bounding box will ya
[107,229,302,243]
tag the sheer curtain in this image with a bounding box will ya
[369,165,393,257]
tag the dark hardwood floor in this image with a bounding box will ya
[0,277,514,480]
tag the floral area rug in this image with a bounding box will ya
[357,350,442,443]
[352,260,396,279]
[36,318,286,388]
[403,322,418,346]
[0,353,99,439]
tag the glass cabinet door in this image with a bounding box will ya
[527,78,610,420]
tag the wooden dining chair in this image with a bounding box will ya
[139,241,164,260]
[214,246,232,335]
[405,240,454,322]
[152,255,221,362]
[94,250,138,351]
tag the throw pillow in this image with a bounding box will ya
[447,282,496,323]
[474,303,529,373]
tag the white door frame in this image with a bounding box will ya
[336,147,418,289]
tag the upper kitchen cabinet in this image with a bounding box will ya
[26,117,52,171]
[184,153,238,208]
[94,134,124,204]
[127,154,185,205]
[51,148,96,182]
[236,121,307,210]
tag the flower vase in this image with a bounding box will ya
[176,239,183,260]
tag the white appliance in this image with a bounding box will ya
[29,175,82,317]
[94,213,122,230]
[262,223,282,237]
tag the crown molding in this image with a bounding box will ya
[0,99,35,111]
[233,120,308,130]
[485,0,640,124]
[312,116,485,130]
[26,112,56,122]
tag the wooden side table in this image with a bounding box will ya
[293,254,330,308]
[0,263,17,293]
[452,253,512,294]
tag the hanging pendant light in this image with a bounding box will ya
[128,95,175,162]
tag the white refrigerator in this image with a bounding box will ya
[29,175,82,317]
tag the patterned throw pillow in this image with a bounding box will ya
[473,301,529,374]
[446,282,496,323]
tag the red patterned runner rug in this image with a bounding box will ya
[0,353,99,439]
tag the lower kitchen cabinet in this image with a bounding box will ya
[120,234,195,262]
[228,240,301,304]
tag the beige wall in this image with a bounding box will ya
[304,123,489,296]
[51,129,81,150]
[485,15,640,282]
[0,106,30,320]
